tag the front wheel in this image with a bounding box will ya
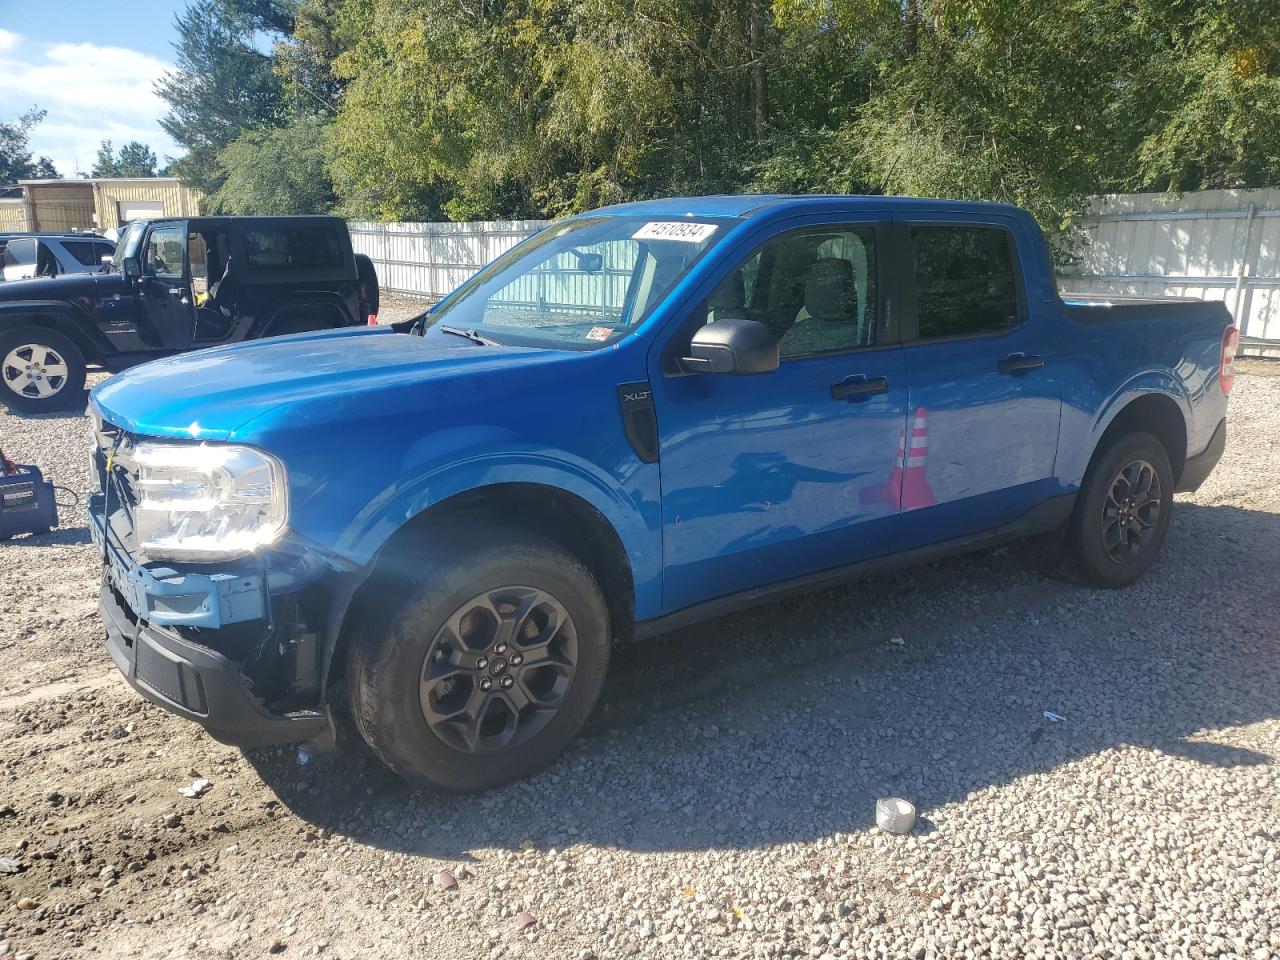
[0,326,87,413]
[1067,431,1174,588]
[346,529,610,791]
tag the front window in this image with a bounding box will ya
[429,216,730,349]
[143,223,187,279]
[111,221,146,273]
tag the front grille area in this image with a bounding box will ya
[92,415,140,553]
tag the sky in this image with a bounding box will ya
[0,0,188,177]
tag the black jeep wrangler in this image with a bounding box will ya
[0,216,379,412]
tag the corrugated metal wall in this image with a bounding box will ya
[0,200,28,232]
[25,184,95,232]
[1061,188,1280,354]
[93,180,201,228]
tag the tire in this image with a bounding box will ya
[1067,431,1174,588]
[0,326,87,414]
[346,527,611,791]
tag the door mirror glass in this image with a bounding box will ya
[122,255,142,278]
[682,317,779,375]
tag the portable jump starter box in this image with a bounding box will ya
[0,451,59,540]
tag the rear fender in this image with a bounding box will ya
[1062,371,1191,488]
[253,294,358,338]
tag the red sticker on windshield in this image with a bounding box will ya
[586,326,613,342]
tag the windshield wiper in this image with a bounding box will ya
[437,324,501,346]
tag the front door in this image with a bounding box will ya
[893,216,1063,551]
[138,222,195,351]
[652,220,908,613]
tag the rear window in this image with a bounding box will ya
[61,240,108,267]
[244,226,344,272]
[910,224,1020,339]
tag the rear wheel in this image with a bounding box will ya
[346,528,610,791]
[0,326,86,413]
[1067,431,1174,588]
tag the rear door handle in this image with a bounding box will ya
[830,376,889,401]
[998,353,1045,375]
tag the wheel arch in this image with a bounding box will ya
[1086,390,1189,487]
[324,481,638,694]
[255,297,354,338]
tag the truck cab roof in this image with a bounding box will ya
[584,194,1031,220]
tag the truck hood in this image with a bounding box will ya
[0,272,124,302]
[90,326,571,440]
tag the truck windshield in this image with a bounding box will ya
[428,216,731,349]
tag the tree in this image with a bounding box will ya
[211,118,335,214]
[156,0,291,192]
[93,140,160,178]
[92,140,119,177]
[195,0,1280,235]
[0,108,59,182]
[116,142,159,178]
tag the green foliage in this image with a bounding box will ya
[92,140,159,178]
[210,118,336,214]
[0,108,59,183]
[161,0,1280,231]
[157,0,292,192]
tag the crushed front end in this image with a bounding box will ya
[88,412,355,747]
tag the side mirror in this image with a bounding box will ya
[122,255,141,279]
[681,317,779,375]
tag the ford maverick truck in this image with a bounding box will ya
[0,216,378,412]
[88,196,1233,791]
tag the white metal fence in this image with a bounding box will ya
[1060,188,1280,355]
[352,191,1280,354]
[349,220,545,301]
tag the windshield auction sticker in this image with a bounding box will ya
[632,221,719,244]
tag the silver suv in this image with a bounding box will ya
[1,234,116,282]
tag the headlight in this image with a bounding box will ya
[133,442,287,561]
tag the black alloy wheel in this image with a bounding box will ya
[419,586,579,754]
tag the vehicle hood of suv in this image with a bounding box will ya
[91,326,571,440]
[0,271,124,302]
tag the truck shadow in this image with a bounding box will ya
[246,499,1278,858]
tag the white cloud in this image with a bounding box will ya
[0,32,179,177]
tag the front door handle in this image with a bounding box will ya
[998,353,1045,375]
[830,376,889,401]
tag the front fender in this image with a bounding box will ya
[0,299,107,358]
[312,431,660,618]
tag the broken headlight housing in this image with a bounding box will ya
[133,442,288,561]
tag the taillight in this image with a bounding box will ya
[366,313,378,326]
[1220,325,1239,395]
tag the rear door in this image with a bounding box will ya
[651,216,908,613]
[3,238,39,281]
[138,222,195,350]
[892,215,1062,551]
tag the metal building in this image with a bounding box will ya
[1,178,201,235]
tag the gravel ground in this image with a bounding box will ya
[0,369,1277,960]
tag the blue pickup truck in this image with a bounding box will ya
[88,196,1235,790]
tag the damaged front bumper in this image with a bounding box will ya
[89,491,354,748]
